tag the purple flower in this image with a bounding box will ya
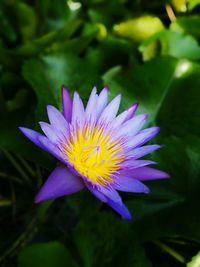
[20,86,169,220]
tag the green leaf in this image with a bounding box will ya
[49,33,97,54]
[0,1,18,43]
[0,111,53,167]
[73,212,152,267]
[188,0,200,10]
[15,19,82,56]
[86,36,137,73]
[140,30,200,60]
[170,16,200,38]
[157,62,200,140]
[15,3,37,41]
[165,31,200,60]
[187,251,200,267]
[110,56,178,119]
[18,241,78,267]
[22,53,102,119]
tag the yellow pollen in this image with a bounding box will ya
[63,124,124,186]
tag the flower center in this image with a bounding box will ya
[64,124,124,186]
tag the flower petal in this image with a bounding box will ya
[47,105,69,136]
[62,86,72,122]
[85,182,107,202]
[96,87,108,118]
[125,126,160,151]
[85,182,132,220]
[122,159,156,169]
[120,167,170,180]
[71,92,85,125]
[106,199,132,220]
[113,175,150,193]
[19,127,44,149]
[98,95,121,123]
[39,122,62,144]
[112,103,139,128]
[85,86,98,121]
[38,135,66,163]
[98,185,122,203]
[19,127,66,163]
[124,103,138,122]
[35,165,84,203]
[126,144,161,159]
[85,182,121,203]
[115,114,148,138]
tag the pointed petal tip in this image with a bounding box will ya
[61,85,68,91]
[164,172,170,179]
[124,213,132,220]
[117,94,122,100]
[99,86,109,97]
[129,102,139,111]
[154,144,163,149]
[19,126,31,134]
[61,86,70,97]
[46,104,54,114]
[144,187,150,194]
[92,85,97,92]
[74,91,79,97]
[34,191,53,204]
[102,86,109,91]
[19,127,32,139]
[38,121,43,127]
[19,126,25,133]
[155,126,161,133]
[154,169,170,180]
[133,102,139,106]
[34,194,43,204]
[62,86,72,122]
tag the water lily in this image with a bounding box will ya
[20,86,169,220]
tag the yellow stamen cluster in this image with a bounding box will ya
[63,124,124,186]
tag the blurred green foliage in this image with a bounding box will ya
[0,0,200,266]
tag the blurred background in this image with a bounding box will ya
[0,0,200,266]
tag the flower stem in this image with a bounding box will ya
[16,154,36,177]
[0,171,24,184]
[153,240,185,264]
[2,149,31,184]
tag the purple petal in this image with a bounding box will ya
[107,199,132,220]
[85,182,107,202]
[71,92,85,125]
[85,181,122,203]
[125,126,160,151]
[38,135,66,163]
[47,105,69,137]
[98,95,121,123]
[96,87,108,118]
[20,127,65,163]
[85,182,132,220]
[62,87,72,122]
[126,144,161,159]
[39,122,62,144]
[120,167,170,181]
[122,159,156,169]
[113,175,150,193]
[115,114,148,138]
[35,165,84,203]
[85,86,98,121]
[19,127,44,149]
[112,104,139,128]
[124,103,138,122]
[98,185,122,203]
